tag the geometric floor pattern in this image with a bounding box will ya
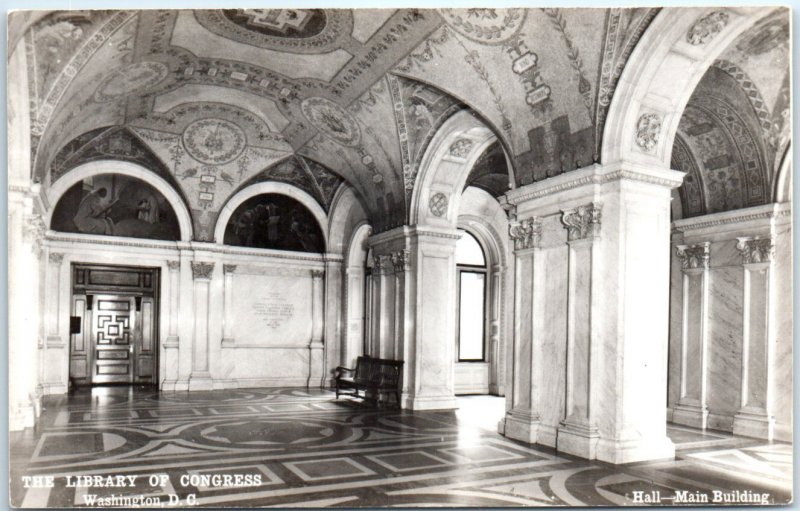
[10,387,793,507]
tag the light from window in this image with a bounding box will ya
[459,272,485,361]
[456,230,485,266]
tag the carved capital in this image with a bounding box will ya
[561,203,601,241]
[223,264,237,274]
[372,254,393,275]
[167,260,180,271]
[687,11,729,45]
[22,214,46,251]
[736,236,773,265]
[508,217,542,251]
[48,252,64,265]
[311,269,325,279]
[190,261,214,280]
[392,249,410,273]
[676,242,710,270]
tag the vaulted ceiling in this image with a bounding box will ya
[16,8,790,238]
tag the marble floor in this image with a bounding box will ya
[10,387,793,507]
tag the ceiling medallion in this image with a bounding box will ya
[194,9,353,54]
[93,61,169,103]
[301,97,361,147]
[182,118,247,165]
[439,8,527,45]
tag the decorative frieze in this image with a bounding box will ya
[736,236,773,265]
[190,261,215,280]
[676,242,710,269]
[561,203,601,241]
[223,264,238,274]
[48,252,64,265]
[635,113,663,152]
[508,217,542,250]
[687,11,729,45]
[167,260,180,271]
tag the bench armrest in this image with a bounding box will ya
[335,366,355,379]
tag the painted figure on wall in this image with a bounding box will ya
[224,193,324,253]
[51,173,181,240]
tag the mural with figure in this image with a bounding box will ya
[223,193,324,253]
[51,174,181,240]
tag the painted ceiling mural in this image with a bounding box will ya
[672,7,789,219]
[19,8,788,238]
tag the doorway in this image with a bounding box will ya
[69,264,160,386]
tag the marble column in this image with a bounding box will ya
[368,256,384,357]
[221,264,236,347]
[43,251,68,393]
[503,217,546,444]
[557,204,601,457]
[403,227,459,410]
[488,264,504,396]
[162,260,181,390]
[309,269,325,387]
[733,236,775,439]
[392,250,409,363]
[672,242,711,429]
[376,254,395,359]
[189,261,214,390]
[344,267,365,367]
[324,258,343,386]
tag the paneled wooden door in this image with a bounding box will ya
[90,294,156,384]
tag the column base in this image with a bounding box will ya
[188,373,213,391]
[557,419,600,459]
[672,402,708,429]
[164,336,180,348]
[597,435,675,464]
[402,394,457,411]
[9,405,36,431]
[40,382,68,395]
[733,408,775,440]
[503,409,540,444]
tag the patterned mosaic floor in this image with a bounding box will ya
[10,387,793,507]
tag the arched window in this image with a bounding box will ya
[223,193,325,252]
[455,229,487,361]
[50,173,181,241]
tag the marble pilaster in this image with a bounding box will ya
[672,242,711,429]
[309,269,326,387]
[161,260,181,390]
[189,261,214,390]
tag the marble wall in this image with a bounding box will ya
[669,203,792,442]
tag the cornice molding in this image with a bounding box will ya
[672,203,791,233]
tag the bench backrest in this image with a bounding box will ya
[353,356,403,388]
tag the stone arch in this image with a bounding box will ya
[45,160,193,241]
[774,145,792,203]
[410,110,501,228]
[214,181,328,248]
[327,184,368,256]
[601,7,775,169]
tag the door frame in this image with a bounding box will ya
[69,263,160,386]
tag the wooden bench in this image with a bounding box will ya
[334,356,403,407]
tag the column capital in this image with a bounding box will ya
[676,242,710,269]
[223,264,238,274]
[509,217,542,251]
[736,236,773,265]
[22,213,46,253]
[190,261,215,280]
[48,252,64,265]
[392,249,410,273]
[372,254,393,275]
[166,260,180,271]
[561,202,601,241]
[311,269,325,279]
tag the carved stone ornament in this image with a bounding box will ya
[167,260,180,271]
[48,252,65,265]
[676,243,710,269]
[223,264,238,274]
[190,261,215,280]
[635,113,663,152]
[22,214,46,255]
[561,203,602,241]
[508,217,542,251]
[736,236,773,265]
[429,192,449,217]
[449,138,474,159]
[311,269,325,279]
[392,249,411,273]
[687,11,729,45]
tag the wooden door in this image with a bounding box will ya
[92,295,135,384]
[134,296,156,384]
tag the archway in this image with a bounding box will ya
[46,160,193,241]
